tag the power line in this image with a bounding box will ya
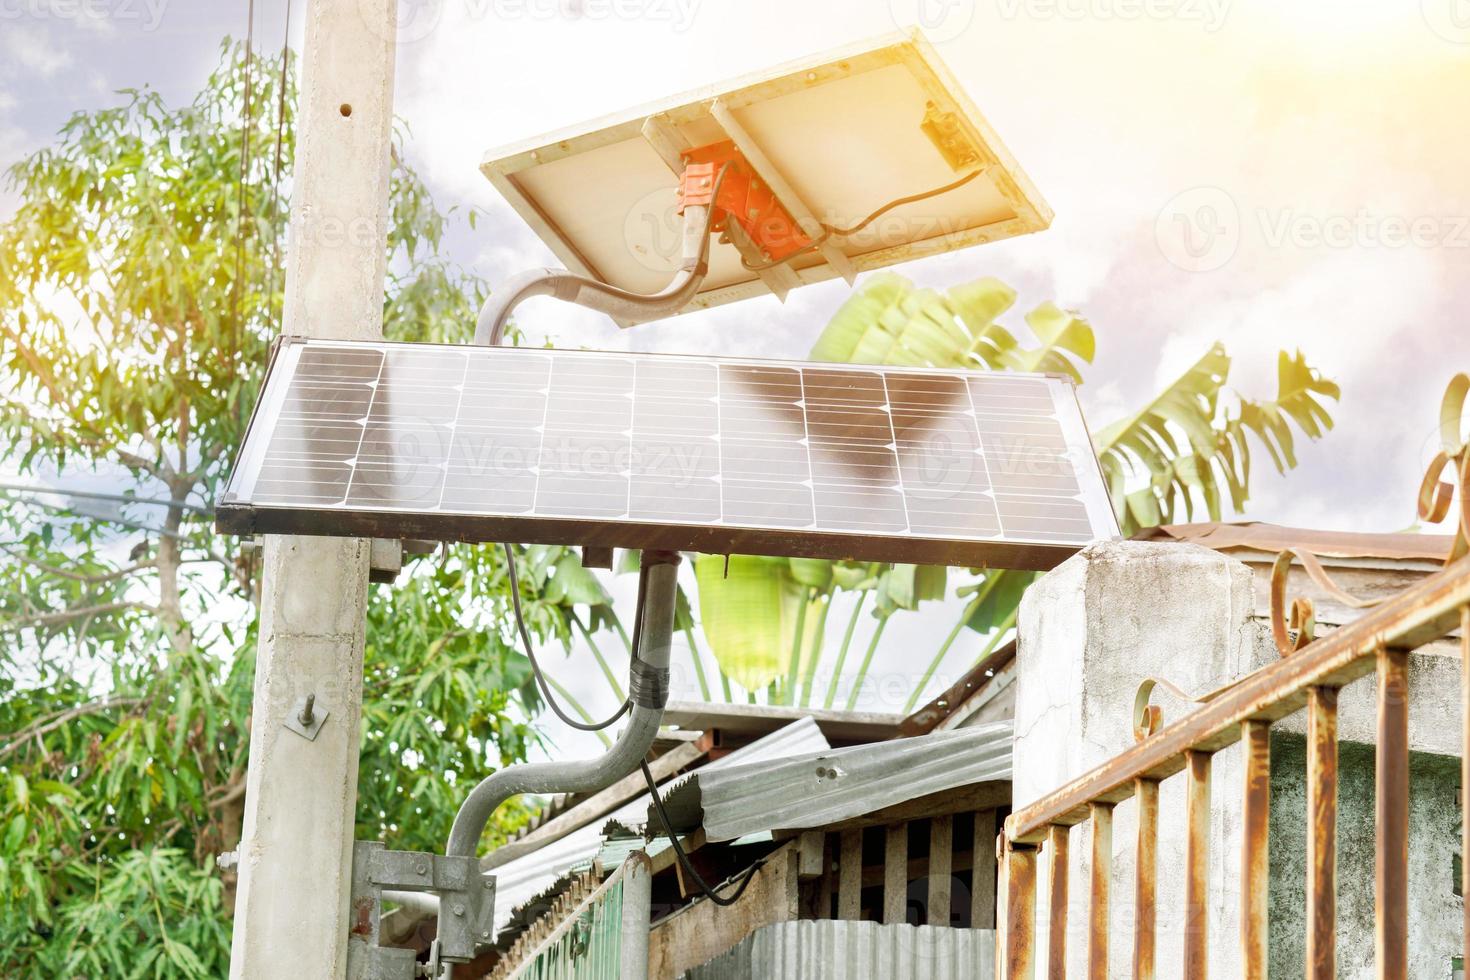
[0,481,212,516]
[231,0,258,366]
[265,0,294,331]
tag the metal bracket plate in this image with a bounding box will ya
[283,695,329,741]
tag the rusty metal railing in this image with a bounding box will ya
[997,374,1470,979]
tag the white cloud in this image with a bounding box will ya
[0,22,73,78]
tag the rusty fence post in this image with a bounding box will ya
[1240,719,1271,980]
[1046,824,1069,980]
[1133,779,1159,980]
[1183,750,1212,978]
[1003,839,1039,980]
[1305,686,1339,980]
[1088,803,1113,980]
[1464,607,1470,975]
[1375,646,1409,980]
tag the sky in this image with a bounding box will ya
[3,0,1469,749]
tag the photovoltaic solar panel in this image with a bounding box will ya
[479,31,1052,319]
[216,339,1119,570]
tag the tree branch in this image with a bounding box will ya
[5,601,158,630]
[0,546,157,583]
[207,778,248,811]
[0,696,149,762]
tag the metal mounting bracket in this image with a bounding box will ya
[347,841,496,976]
[283,693,329,741]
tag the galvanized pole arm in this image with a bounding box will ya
[472,173,723,345]
[444,550,681,863]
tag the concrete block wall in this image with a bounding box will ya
[1267,736,1461,976]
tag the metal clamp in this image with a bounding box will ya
[348,841,496,973]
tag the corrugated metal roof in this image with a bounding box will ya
[490,717,831,934]
[682,920,995,980]
[899,640,1016,737]
[1137,521,1453,565]
[656,722,1012,842]
[594,828,773,873]
[660,700,906,744]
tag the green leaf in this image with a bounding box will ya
[1095,343,1337,536]
[693,555,804,690]
[3,816,24,853]
[542,552,611,606]
[788,558,834,588]
[1011,302,1095,381]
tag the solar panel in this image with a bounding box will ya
[479,31,1051,321]
[217,339,1118,570]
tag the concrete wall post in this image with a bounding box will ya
[1012,540,1261,979]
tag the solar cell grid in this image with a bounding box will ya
[219,338,1118,570]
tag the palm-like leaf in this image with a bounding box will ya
[692,555,810,692]
[809,271,1094,378]
[1097,346,1340,535]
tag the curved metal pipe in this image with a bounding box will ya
[473,196,718,346]
[452,198,714,857]
[445,553,680,858]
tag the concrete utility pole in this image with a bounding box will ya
[229,2,397,977]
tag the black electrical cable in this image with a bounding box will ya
[738,167,986,273]
[640,760,762,907]
[502,542,632,732]
[230,0,258,376]
[264,0,294,331]
[821,167,984,238]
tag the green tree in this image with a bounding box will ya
[694,273,1341,710]
[0,43,615,976]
